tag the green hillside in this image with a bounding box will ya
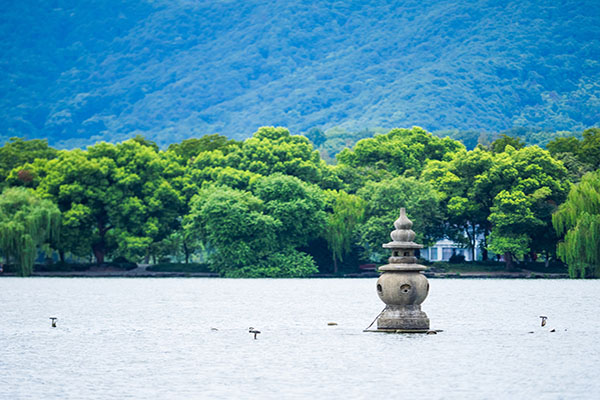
[1,0,599,147]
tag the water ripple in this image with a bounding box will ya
[0,278,598,399]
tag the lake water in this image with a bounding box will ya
[1,278,599,399]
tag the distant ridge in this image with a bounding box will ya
[1,0,599,147]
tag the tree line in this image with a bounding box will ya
[1,126,599,278]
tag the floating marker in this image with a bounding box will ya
[49,317,57,328]
[248,327,261,339]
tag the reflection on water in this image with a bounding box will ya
[1,278,599,399]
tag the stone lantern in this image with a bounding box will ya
[374,208,430,332]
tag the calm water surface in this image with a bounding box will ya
[1,278,599,399]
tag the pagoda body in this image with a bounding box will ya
[375,208,430,332]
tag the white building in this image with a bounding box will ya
[421,238,480,262]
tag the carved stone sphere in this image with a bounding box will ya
[376,271,429,306]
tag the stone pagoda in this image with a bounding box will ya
[374,207,430,332]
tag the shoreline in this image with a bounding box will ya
[0,266,570,279]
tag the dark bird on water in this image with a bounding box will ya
[540,316,548,327]
[49,317,57,328]
[249,327,261,339]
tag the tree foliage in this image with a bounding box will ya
[323,190,366,273]
[423,144,570,265]
[186,127,341,190]
[251,174,326,247]
[546,136,581,156]
[578,128,600,169]
[35,140,183,263]
[357,177,442,262]
[0,187,60,276]
[553,170,600,278]
[337,127,464,178]
[0,126,596,278]
[185,174,325,277]
[185,185,280,276]
[486,146,570,266]
[422,147,494,259]
[490,134,526,153]
[546,128,600,182]
[0,138,58,189]
[167,134,241,163]
[488,190,543,269]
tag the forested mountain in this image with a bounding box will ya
[1,0,599,148]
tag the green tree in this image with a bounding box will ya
[158,225,206,264]
[0,187,60,276]
[0,137,58,188]
[357,177,443,262]
[550,152,593,183]
[187,164,261,192]
[323,190,366,273]
[185,174,325,277]
[182,127,341,190]
[227,249,319,278]
[423,145,570,263]
[112,142,183,262]
[546,136,581,156]
[488,190,544,270]
[36,139,183,264]
[226,126,339,188]
[337,127,464,178]
[35,148,113,262]
[167,134,241,163]
[545,129,599,181]
[485,146,570,268]
[131,134,159,152]
[578,127,600,169]
[250,174,326,248]
[169,137,261,265]
[490,134,525,153]
[422,148,494,260]
[332,162,394,194]
[185,185,281,276]
[553,170,600,278]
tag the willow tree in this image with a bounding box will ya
[323,190,366,273]
[553,170,600,278]
[0,187,60,276]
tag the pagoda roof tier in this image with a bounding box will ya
[382,241,423,249]
[378,264,427,271]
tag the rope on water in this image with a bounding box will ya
[364,306,386,331]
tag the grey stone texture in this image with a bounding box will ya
[375,208,431,332]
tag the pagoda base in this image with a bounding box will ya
[376,304,430,331]
[363,328,432,333]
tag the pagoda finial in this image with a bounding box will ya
[390,208,416,243]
